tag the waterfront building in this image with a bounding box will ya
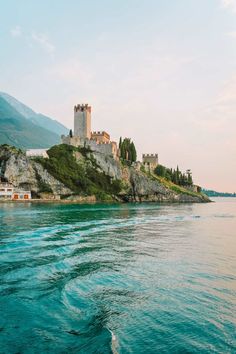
[0,183,14,200]
[0,183,31,200]
[12,191,31,200]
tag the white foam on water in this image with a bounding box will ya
[108,329,119,354]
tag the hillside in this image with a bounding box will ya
[0,93,68,149]
[0,143,210,203]
[203,189,236,197]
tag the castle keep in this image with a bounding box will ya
[61,104,118,158]
[74,104,91,139]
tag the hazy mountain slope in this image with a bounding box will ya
[0,92,68,136]
[0,96,61,149]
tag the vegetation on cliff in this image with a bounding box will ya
[152,174,207,200]
[154,164,194,187]
[34,144,123,200]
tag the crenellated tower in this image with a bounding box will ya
[61,103,118,159]
[74,104,91,139]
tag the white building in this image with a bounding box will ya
[0,183,31,200]
[0,183,14,200]
[26,149,49,158]
[12,191,31,200]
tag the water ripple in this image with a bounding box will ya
[0,200,236,353]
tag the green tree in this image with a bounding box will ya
[119,137,122,150]
[154,164,195,188]
[154,165,166,177]
[176,166,180,185]
[186,169,193,186]
[119,137,137,162]
[130,142,137,162]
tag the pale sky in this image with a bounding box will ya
[0,0,236,192]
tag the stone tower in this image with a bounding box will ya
[74,104,91,139]
[142,154,158,171]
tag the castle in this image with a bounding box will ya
[61,104,118,159]
[62,103,159,169]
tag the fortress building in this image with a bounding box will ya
[142,154,158,172]
[74,104,91,139]
[61,104,118,159]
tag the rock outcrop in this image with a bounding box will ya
[86,148,209,203]
[0,145,72,197]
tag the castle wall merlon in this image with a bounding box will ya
[143,154,158,158]
[74,104,91,113]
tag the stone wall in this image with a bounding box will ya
[61,135,81,147]
[88,141,118,159]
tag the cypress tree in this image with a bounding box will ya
[119,137,122,150]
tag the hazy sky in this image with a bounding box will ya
[0,0,236,192]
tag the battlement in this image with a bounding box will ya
[91,131,110,143]
[92,131,110,137]
[97,141,110,145]
[74,104,91,113]
[142,154,158,158]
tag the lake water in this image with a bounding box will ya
[0,198,235,353]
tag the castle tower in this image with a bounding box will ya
[74,104,91,139]
[142,154,158,171]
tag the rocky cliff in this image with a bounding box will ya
[0,145,71,198]
[0,144,210,203]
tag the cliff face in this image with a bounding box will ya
[0,144,209,203]
[91,151,209,203]
[0,145,72,197]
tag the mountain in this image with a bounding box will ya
[202,189,236,197]
[0,92,68,136]
[0,92,68,149]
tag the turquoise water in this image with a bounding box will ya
[0,198,236,353]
